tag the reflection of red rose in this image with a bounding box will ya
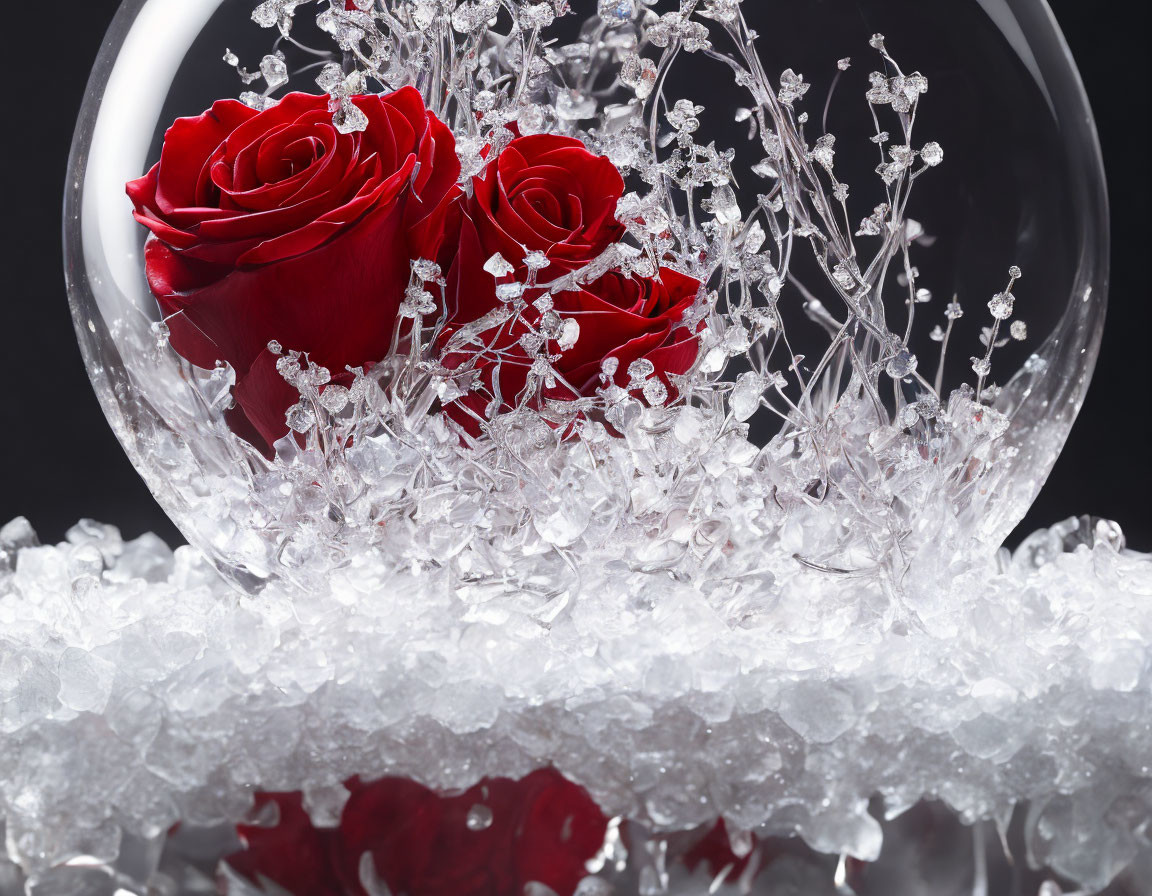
[127,89,460,454]
[225,769,608,896]
[228,792,343,896]
[681,818,762,883]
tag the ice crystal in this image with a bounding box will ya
[520,3,555,29]
[331,98,369,134]
[484,252,515,278]
[239,91,275,110]
[729,371,766,420]
[495,282,525,302]
[886,348,918,380]
[989,291,1016,320]
[259,52,288,91]
[777,68,811,106]
[285,402,316,433]
[556,89,597,121]
[598,0,636,22]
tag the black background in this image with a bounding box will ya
[1,1,1148,551]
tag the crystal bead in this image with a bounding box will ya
[988,291,1015,320]
[921,142,944,166]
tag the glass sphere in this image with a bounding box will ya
[65,0,1107,591]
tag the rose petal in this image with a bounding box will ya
[152,196,409,394]
[150,99,257,214]
[218,93,328,169]
[237,157,414,266]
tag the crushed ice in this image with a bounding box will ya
[0,515,1149,891]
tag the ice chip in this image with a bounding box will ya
[57,648,115,714]
[777,681,857,744]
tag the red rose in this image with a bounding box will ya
[438,133,700,433]
[449,134,626,293]
[224,770,608,896]
[127,88,460,454]
[441,262,703,434]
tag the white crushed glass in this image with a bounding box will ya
[0,514,1148,891]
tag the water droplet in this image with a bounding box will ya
[466,804,493,831]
